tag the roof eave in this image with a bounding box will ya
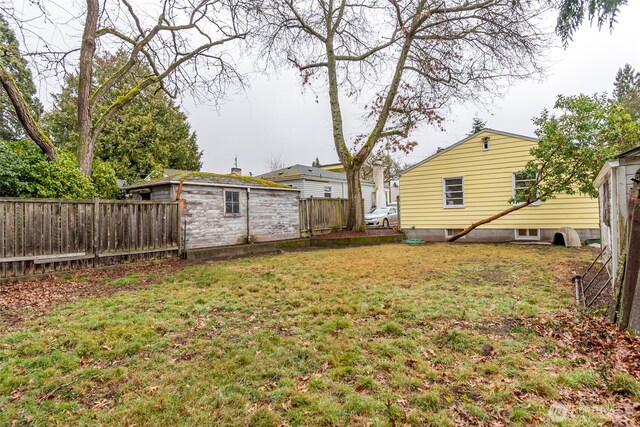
[594,160,619,188]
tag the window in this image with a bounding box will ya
[224,190,240,215]
[445,228,464,238]
[443,177,464,208]
[515,229,540,240]
[482,137,490,151]
[512,172,539,205]
[324,186,332,198]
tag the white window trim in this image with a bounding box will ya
[514,228,540,241]
[442,176,465,209]
[224,189,241,216]
[324,186,332,198]
[511,172,540,206]
[482,137,490,151]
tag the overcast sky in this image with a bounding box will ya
[181,2,640,176]
[14,1,640,177]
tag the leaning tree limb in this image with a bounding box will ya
[447,201,533,242]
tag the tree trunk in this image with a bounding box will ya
[0,64,56,160]
[346,165,366,231]
[447,201,532,242]
[77,0,99,176]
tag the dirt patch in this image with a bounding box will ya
[318,228,400,238]
[0,258,189,328]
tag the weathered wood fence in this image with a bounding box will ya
[611,171,640,332]
[0,198,180,279]
[300,197,351,235]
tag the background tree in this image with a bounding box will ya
[312,157,321,167]
[361,155,404,183]
[0,0,248,176]
[265,154,287,172]
[448,94,640,242]
[260,0,548,231]
[613,63,640,118]
[0,15,43,141]
[556,0,628,45]
[468,116,487,136]
[44,53,202,183]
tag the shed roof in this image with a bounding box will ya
[125,170,295,190]
[616,145,640,159]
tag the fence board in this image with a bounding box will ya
[0,198,180,279]
[300,198,351,235]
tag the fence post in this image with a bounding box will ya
[309,196,314,236]
[619,178,640,331]
[93,198,100,267]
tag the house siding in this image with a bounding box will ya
[400,130,599,241]
[271,178,375,211]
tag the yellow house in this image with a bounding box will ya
[320,163,346,173]
[399,129,600,242]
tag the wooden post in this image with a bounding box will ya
[309,196,314,236]
[177,199,185,257]
[619,178,640,331]
[93,198,99,267]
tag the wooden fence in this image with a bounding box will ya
[300,197,351,235]
[0,198,180,279]
[612,172,640,332]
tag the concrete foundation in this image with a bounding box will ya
[403,228,599,243]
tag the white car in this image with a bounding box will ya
[365,206,398,228]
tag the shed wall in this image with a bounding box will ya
[175,184,300,249]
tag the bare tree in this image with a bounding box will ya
[0,0,250,175]
[265,153,287,171]
[258,0,548,231]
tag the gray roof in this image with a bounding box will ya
[259,164,351,182]
[125,170,295,190]
[616,146,640,159]
[401,128,538,175]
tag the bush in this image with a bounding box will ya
[0,140,119,199]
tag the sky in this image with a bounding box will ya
[181,2,640,176]
[12,0,640,177]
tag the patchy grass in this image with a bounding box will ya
[0,243,637,426]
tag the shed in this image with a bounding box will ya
[594,146,640,283]
[125,170,301,249]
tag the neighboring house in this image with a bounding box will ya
[400,129,600,242]
[320,162,399,206]
[259,164,377,211]
[125,169,301,249]
[594,146,640,285]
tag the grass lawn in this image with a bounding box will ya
[1,244,638,426]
